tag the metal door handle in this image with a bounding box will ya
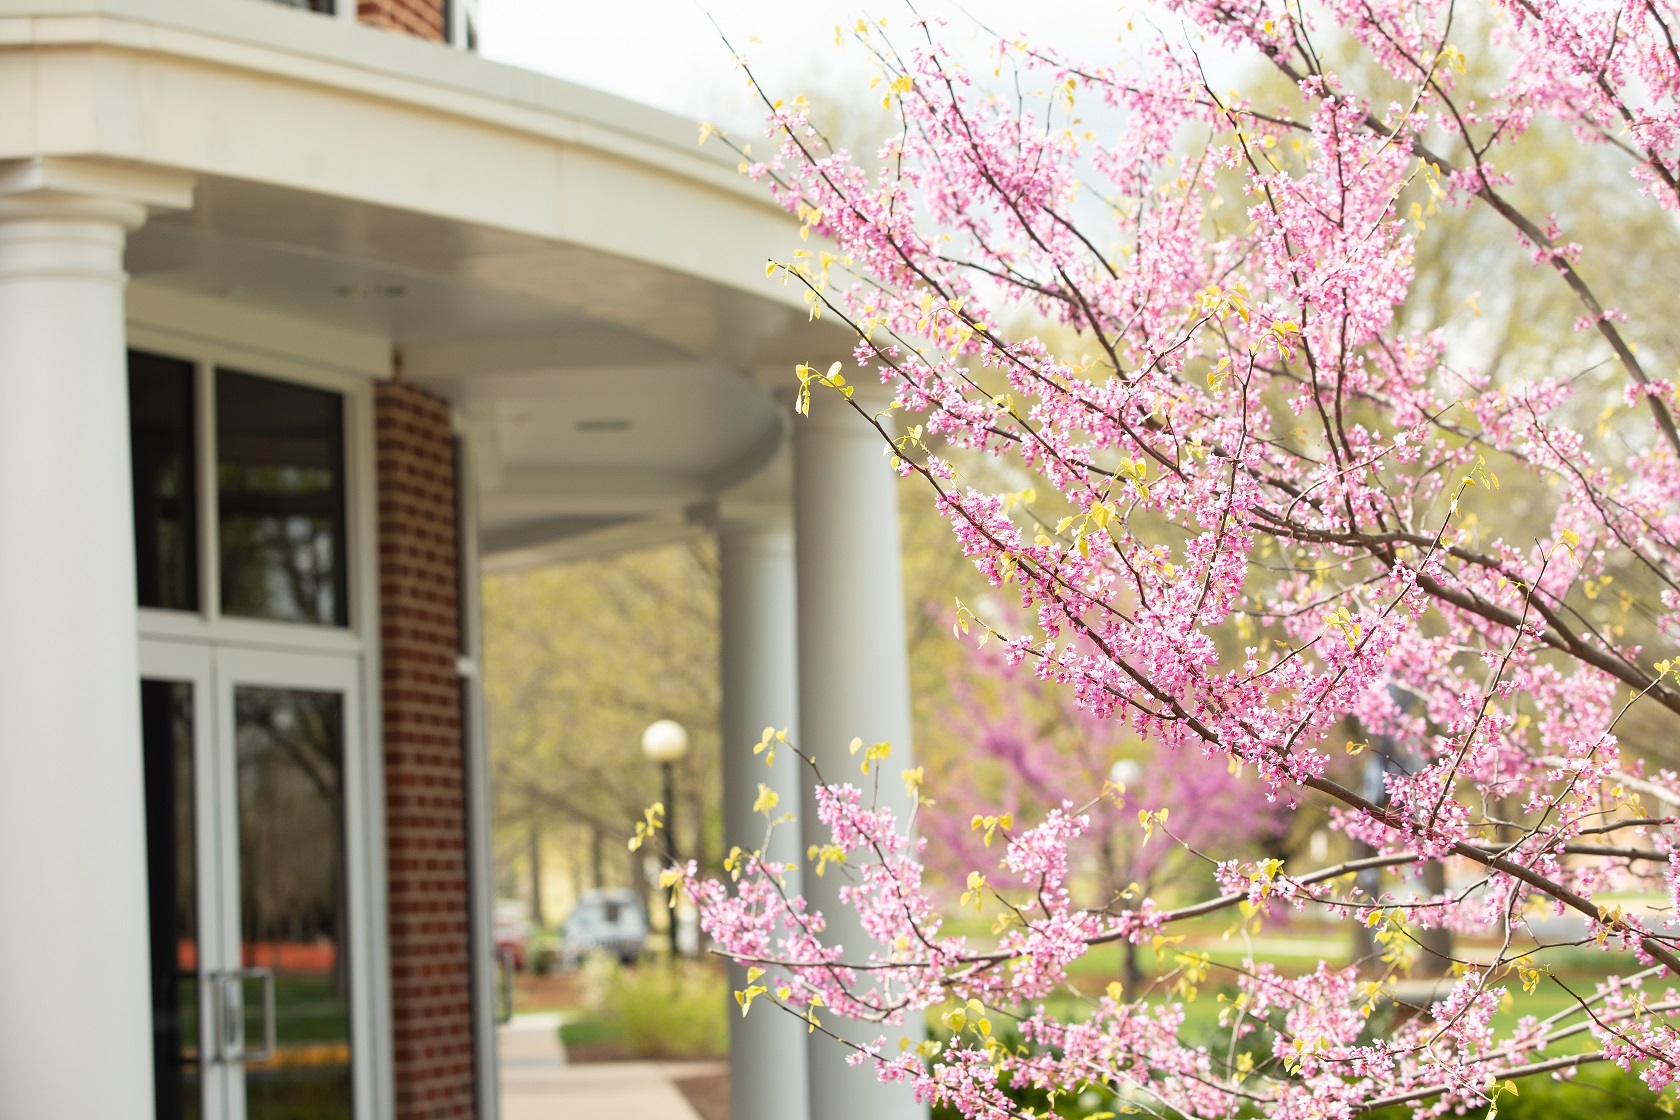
[216,967,277,1064]
[218,971,240,1060]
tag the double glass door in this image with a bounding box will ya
[141,641,361,1120]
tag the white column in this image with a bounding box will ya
[792,390,926,1120]
[719,512,811,1120]
[0,159,191,1119]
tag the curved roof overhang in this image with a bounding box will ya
[0,0,852,561]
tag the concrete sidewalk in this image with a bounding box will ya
[497,1013,723,1120]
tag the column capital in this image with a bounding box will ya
[717,501,793,536]
[717,436,795,533]
[758,355,898,419]
[0,157,194,226]
[797,379,902,439]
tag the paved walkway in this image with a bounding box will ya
[497,1013,722,1120]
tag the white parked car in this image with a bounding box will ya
[559,889,649,969]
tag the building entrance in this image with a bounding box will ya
[140,642,362,1120]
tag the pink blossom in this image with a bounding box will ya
[680,3,1680,1113]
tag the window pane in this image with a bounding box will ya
[235,687,353,1120]
[130,351,199,611]
[217,370,348,626]
[141,679,202,1120]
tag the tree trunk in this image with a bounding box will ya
[527,821,545,928]
[1123,939,1143,997]
[1415,860,1454,978]
[590,825,604,890]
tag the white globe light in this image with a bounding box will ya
[641,719,690,763]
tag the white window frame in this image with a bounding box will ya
[127,311,393,1120]
[451,0,480,50]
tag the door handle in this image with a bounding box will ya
[216,967,277,1064]
[217,971,240,1061]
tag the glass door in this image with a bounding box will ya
[141,643,218,1120]
[142,643,362,1120]
[220,648,357,1120]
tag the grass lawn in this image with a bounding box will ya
[933,913,1634,1063]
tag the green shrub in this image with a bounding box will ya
[557,1017,620,1048]
[528,928,559,976]
[1368,1065,1668,1120]
[570,954,728,1060]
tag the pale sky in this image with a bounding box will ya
[476,1,1133,132]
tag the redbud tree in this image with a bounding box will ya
[680,1,1680,1114]
[921,645,1294,947]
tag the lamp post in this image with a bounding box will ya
[641,718,689,959]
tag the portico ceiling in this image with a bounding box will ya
[128,176,808,365]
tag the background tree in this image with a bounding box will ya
[921,641,1297,992]
[483,540,721,924]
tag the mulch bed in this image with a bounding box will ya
[561,1041,634,1063]
[513,971,584,1009]
[673,1072,729,1120]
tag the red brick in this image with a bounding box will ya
[377,382,477,1120]
[358,0,447,41]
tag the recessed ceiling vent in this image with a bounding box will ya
[576,418,632,432]
[336,283,406,299]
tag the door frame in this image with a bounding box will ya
[129,302,392,1119]
[142,638,380,1120]
[138,641,226,1119]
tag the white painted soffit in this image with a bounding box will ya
[126,174,829,369]
[457,359,787,536]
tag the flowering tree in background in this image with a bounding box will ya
[922,644,1294,994]
[677,0,1680,1114]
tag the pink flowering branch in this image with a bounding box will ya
[676,2,1680,1114]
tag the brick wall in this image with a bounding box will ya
[377,380,477,1120]
[358,0,446,41]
